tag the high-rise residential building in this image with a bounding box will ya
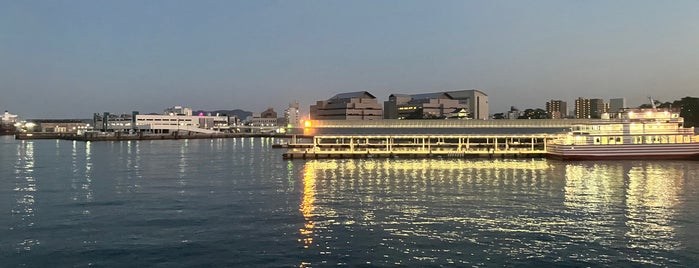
[575,97,605,119]
[284,102,300,127]
[310,91,383,120]
[575,97,589,119]
[545,100,567,119]
[609,98,627,114]
[590,98,605,118]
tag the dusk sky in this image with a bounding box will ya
[2,0,698,119]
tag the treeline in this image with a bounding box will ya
[640,96,699,127]
[491,96,699,127]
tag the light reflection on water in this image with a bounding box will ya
[1,136,697,267]
[299,159,694,266]
[13,141,39,251]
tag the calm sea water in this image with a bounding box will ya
[1,135,699,267]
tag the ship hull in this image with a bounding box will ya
[546,143,699,160]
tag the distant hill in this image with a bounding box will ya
[193,109,252,119]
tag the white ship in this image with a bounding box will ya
[547,102,699,160]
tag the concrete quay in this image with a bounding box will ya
[15,132,311,141]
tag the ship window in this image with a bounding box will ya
[594,137,601,144]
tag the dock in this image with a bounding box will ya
[282,134,556,159]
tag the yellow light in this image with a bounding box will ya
[304,120,312,128]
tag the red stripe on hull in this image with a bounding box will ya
[546,144,699,160]
[548,153,699,161]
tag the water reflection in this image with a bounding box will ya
[298,158,692,266]
[70,141,93,214]
[13,141,38,251]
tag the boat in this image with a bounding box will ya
[546,104,699,160]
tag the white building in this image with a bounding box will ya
[164,106,193,116]
[285,102,301,127]
[1,111,19,124]
[445,90,489,120]
[135,114,230,134]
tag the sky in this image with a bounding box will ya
[1,0,698,119]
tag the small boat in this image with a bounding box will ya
[547,102,699,160]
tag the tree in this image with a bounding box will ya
[518,108,548,119]
[678,97,699,128]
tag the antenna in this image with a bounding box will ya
[648,96,657,111]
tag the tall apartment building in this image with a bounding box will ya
[575,97,605,119]
[545,100,567,119]
[284,102,301,127]
[310,91,383,120]
[609,98,627,114]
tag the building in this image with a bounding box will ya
[310,91,382,120]
[135,114,230,134]
[506,106,523,119]
[545,100,567,119]
[575,97,605,119]
[609,98,627,114]
[248,108,279,133]
[96,107,232,134]
[384,92,466,119]
[93,112,136,132]
[284,102,301,127]
[164,106,193,116]
[1,111,19,124]
[29,119,90,134]
[590,98,605,118]
[444,90,489,120]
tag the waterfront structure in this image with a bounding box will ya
[27,120,90,134]
[302,117,600,136]
[1,111,19,135]
[283,134,549,159]
[575,97,605,119]
[546,100,567,119]
[135,113,230,134]
[383,92,466,119]
[548,108,699,160]
[93,112,136,132]
[310,91,382,120]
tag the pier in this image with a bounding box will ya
[283,134,557,159]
